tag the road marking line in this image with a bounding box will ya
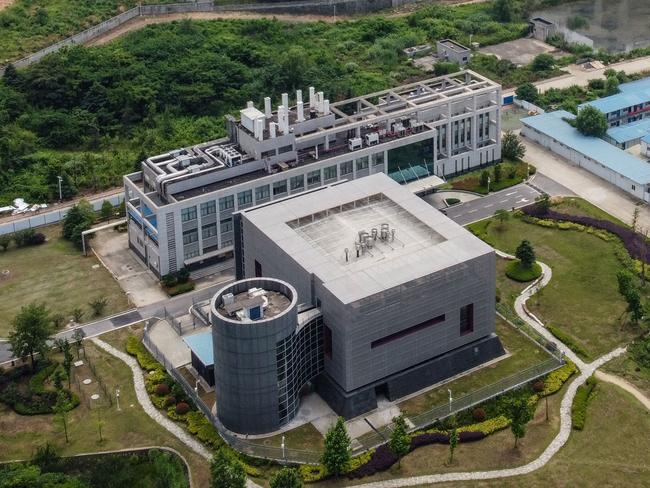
[505,191,517,196]
[467,209,478,213]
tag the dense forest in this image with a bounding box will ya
[0,0,559,205]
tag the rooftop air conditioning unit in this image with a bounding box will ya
[348,137,363,151]
[223,293,235,306]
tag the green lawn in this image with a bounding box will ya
[399,317,551,416]
[442,160,533,195]
[469,214,636,360]
[249,422,325,452]
[0,224,129,336]
[0,340,211,487]
[428,382,650,488]
[604,353,650,399]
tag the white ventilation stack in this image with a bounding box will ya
[297,101,305,122]
[309,87,316,109]
[317,91,325,113]
[278,106,289,135]
[270,122,277,138]
[255,117,264,141]
[323,99,330,115]
[296,89,302,104]
[247,101,254,109]
[264,97,272,118]
[282,93,289,110]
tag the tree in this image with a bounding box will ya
[575,106,608,138]
[8,303,53,370]
[494,209,510,229]
[515,82,538,103]
[72,328,86,359]
[480,170,490,188]
[389,415,411,467]
[269,468,303,488]
[448,427,458,464]
[52,367,65,391]
[605,75,620,96]
[62,199,95,248]
[100,200,113,222]
[62,339,74,389]
[632,207,640,233]
[88,297,108,317]
[493,0,513,22]
[321,417,351,477]
[531,53,555,72]
[53,390,70,443]
[0,234,11,251]
[71,307,84,323]
[515,240,536,269]
[493,163,503,183]
[210,449,246,488]
[505,397,534,448]
[617,270,635,299]
[502,131,526,160]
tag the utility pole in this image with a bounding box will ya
[57,176,63,201]
[448,389,453,413]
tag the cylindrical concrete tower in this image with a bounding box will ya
[211,277,299,434]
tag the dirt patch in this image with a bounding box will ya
[0,0,15,11]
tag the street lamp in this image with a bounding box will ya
[448,389,453,413]
[57,175,63,202]
[115,388,121,411]
[281,435,286,462]
[487,176,491,194]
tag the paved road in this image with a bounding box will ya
[529,172,575,197]
[444,184,540,226]
[0,277,233,364]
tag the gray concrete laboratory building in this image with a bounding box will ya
[210,173,503,434]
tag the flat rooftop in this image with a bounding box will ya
[580,76,650,114]
[607,117,650,144]
[437,39,469,52]
[240,173,493,304]
[216,288,291,322]
[522,110,650,183]
[183,332,214,366]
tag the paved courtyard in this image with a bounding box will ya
[479,38,565,66]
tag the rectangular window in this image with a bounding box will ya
[181,206,197,222]
[460,304,474,335]
[261,149,275,159]
[220,218,233,234]
[371,314,446,348]
[340,161,353,176]
[255,260,262,277]
[182,229,198,245]
[323,325,332,359]
[290,175,304,191]
[323,165,337,181]
[372,153,385,166]
[221,239,233,247]
[356,156,369,171]
[273,180,287,195]
[307,170,321,186]
[200,201,215,217]
[219,195,234,211]
[255,185,270,201]
[278,144,293,154]
[184,249,199,259]
[201,223,217,239]
[237,190,252,207]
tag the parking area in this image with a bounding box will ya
[91,229,167,307]
[480,38,566,66]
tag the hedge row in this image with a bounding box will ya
[126,336,162,373]
[546,325,589,360]
[572,376,597,430]
[523,206,647,261]
[541,361,577,396]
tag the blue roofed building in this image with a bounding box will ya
[521,110,650,202]
[183,331,215,387]
[580,77,650,133]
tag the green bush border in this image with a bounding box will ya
[505,260,542,282]
[572,376,597,430]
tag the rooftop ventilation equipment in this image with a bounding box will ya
[348,137,363,151]
[223,293,235,306]
[365,133,379,146]
[264,97,272,118]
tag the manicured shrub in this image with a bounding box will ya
[546,325,589,359]
[164,395,177,407]
[445,197,461,206]
[155,383,170,396]
[532,380,545,393]
[572,376,597,430]
[28,232,46,245]
[505,260,542,282]
[542,361,577,396]
[458,415,510,435]
[458,431,485,442]
[472,407,487,422]
[409,432,448,449]
[299,464,328,483]
[175,402,190,415]
[167,281,195,296]
[126,336,163,372]
[346,445,398,479]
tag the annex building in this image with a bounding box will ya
[123,70,502,277]
[208,174,503,434]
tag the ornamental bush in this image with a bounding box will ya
[532,380,545,393]
[572,376,597,430]
[164,395,177,407]
[542,361,577,396]
[155,383,170,396]
[175,402,190,415]
[472,407,487,422]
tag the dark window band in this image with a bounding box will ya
[371,314,445,349]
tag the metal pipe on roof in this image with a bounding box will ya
[264,97,272,118]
